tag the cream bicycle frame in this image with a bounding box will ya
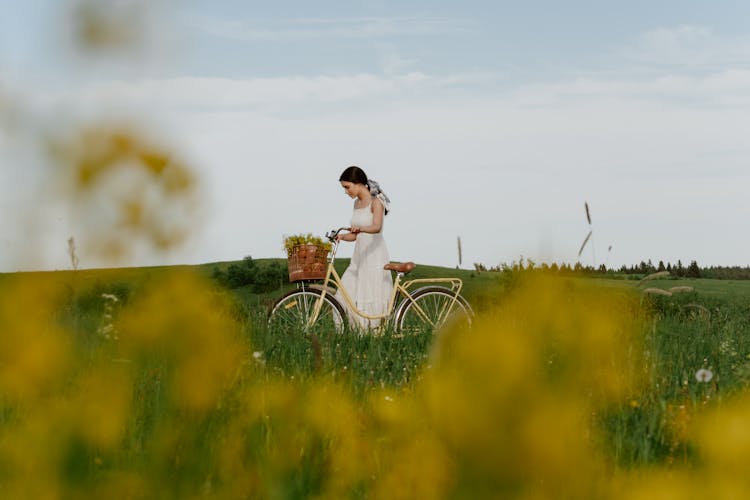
[304,235,465,329]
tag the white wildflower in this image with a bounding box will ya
[97,292,120,341]
[719,340,738,358]
[695,368,713,383]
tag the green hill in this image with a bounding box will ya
[4,259,749,316]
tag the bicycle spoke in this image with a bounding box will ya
[398,289,472,334]
[269,290,344,334]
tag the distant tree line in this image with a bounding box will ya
[474,258,750,280]
[613,259,703,278]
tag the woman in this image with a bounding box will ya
[336,166,392,329]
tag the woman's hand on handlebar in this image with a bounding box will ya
[336,227,357,242]
[326,227,355,242]
[326,227,348,242]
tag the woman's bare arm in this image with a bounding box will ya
[351,198,384,234]
[337,232,357,242]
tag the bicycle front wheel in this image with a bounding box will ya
[268,289,346,334]
[396,287,473,333]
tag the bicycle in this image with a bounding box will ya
[268,227,473,334]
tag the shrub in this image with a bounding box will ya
[213,256,286,292]
[213,256,257,289]
[252,261,286,293]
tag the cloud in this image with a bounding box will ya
[510,69,750,108]
[374,43,419,75]
[32,68,750,194]
[182,14,476,42]
[6,27,750,271]
[75,68,744,267]
[63,71,497,114]
[624,24,750,71]
[61,61,750,120]
[641,24,712,48]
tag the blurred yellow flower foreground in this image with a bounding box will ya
[1,270,749,498]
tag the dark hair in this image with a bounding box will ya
[339,165,368,185]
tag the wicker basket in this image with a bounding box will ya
[287,244,328,282]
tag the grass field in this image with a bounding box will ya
[2,260,750,497]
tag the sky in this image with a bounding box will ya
[1,0,749,272]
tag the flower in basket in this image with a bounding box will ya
[282,233,332,255]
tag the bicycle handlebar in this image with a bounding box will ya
[325,227,351,242]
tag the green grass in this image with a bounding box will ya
[589,276,750,466]
[4,260,750,494]
[246,268,750,468]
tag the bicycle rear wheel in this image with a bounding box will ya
[268,289,346,334]
[396,287,473,333]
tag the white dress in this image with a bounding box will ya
[336,201,393,329]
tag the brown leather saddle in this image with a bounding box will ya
[384,262,416,274]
